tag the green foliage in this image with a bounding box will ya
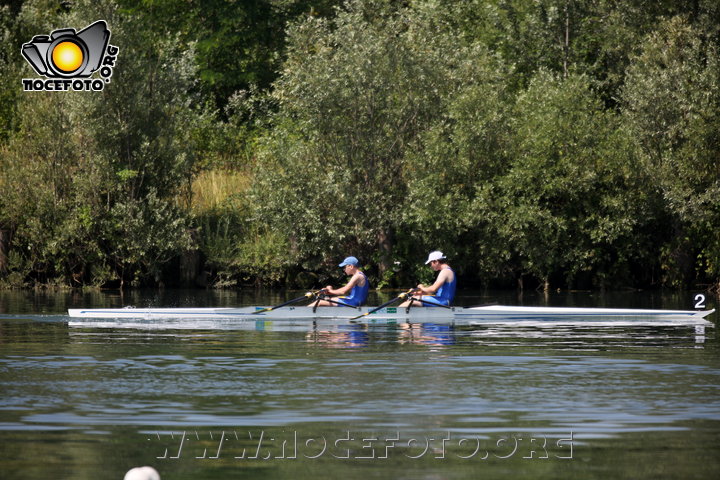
[2,0,719,290]
[196,199,289,287]
[0,250,32,288]
[1,0,199,287]
[473,71,656,287]
[440,0,719,103]
[401,40,511,273]
[0,5,22,141]
[115,0,342,110]
[254,0,494,280]
[234,226,290,286]
[622,16,720,286]
[198,214,240,287]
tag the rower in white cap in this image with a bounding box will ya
[399,251,456,307]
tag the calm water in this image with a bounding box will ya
[1,288,719,479]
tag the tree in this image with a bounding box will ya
[442,0,720,106]
[0,0,201,286]
[252,0,474,281]
[400,39,511,284]
[472,71,654,289]
[115,0,342,111]
[622,16,720,288]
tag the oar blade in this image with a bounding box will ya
[349,311,371,321]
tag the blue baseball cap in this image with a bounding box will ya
[339,256,359,267]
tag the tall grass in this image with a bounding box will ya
[189,169,252,213]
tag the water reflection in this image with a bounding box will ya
[306,325,370,348]
[58,319,711,349]
[295,322,710,349]
[1,293,720,480]
[304,323,458,349]
[397,323,456,347]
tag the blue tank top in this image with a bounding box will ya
[343,272,369,306]
[434,267,456,304]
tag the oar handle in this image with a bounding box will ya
[409,295,452,309]
[349,289,414,321]
[318,295,361,309]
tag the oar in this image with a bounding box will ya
[409,296,453,309]
[350,289,415,321]
[320,296,361,309]
[253,290,319,314]
[311,292,323,313]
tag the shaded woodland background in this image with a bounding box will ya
[1,0,718,291]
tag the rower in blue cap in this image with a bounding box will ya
[314,256,370,307]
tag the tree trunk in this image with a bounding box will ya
[376,228,394,279]
[563,2,570,79]
[179,230,201,287]
[0,228,10,274]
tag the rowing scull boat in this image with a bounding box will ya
[67,305,715,324]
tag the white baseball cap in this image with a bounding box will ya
[425,251,446,264]
[124,466,160,480]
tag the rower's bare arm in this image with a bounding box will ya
[328,274,360,296]
[425,269,452,294]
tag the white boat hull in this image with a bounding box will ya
[459,305,714,322]
[67,304,714,325]
[67,305,456,320]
